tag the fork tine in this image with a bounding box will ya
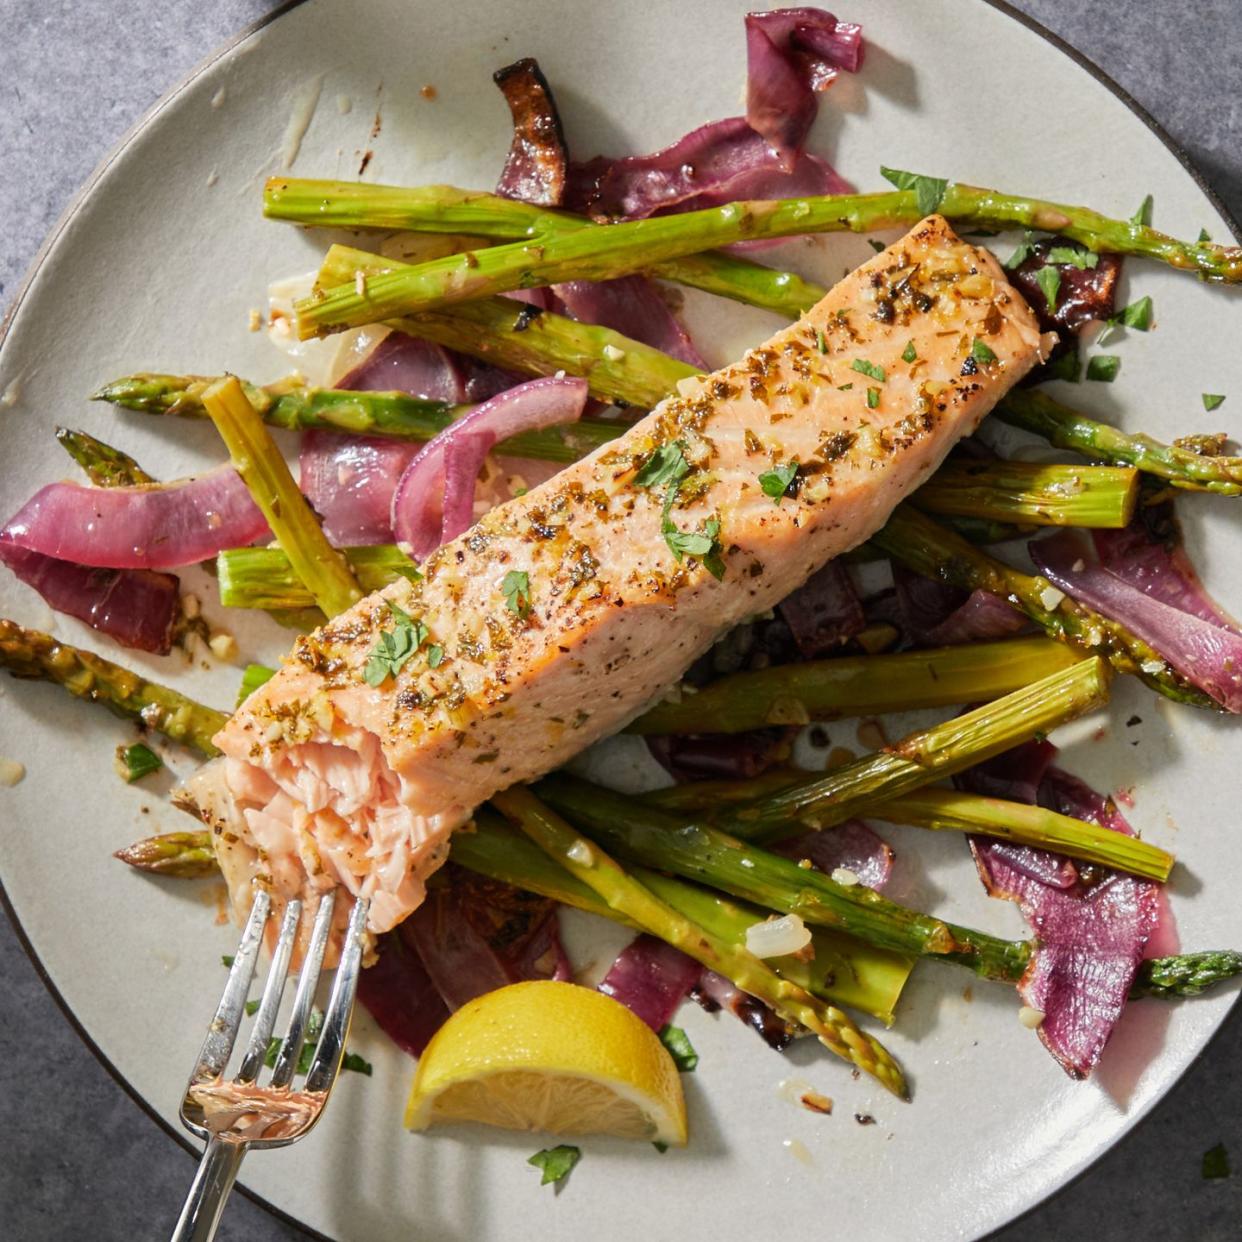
[188,890,270,1084]
[305,897,371,1094]
[268,890,336,1089]
[235,899,303,1084]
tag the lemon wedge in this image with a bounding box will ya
[404,980,687,1145]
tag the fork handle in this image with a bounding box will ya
[170,1136,248,1242]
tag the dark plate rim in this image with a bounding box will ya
[1,2,1238,1239]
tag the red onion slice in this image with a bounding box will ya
[298,431,418,546]
[356,921,452,1058]
[892,563,1025,647]
[335,330,467,400]
[777,561,865,658]
[956,743,1162,1076]
[554,276,707,370]
[493,57,569,207]
[405,871,569,1011]
[0,468,268,570]
[391,376,588,559]
[745,8,864,167]
[1031,527,1242,712]
[975,768,1161,1078]
[775,820,894,890]
[567,118,851,222]
[598,934,703,1031]
[0,543,180,654]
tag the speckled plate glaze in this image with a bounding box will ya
[1,2,1240,1238]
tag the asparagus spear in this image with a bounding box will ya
[871,505,1212,708]
[540,771,1031,982]
[641,775,1172,882]
[1129,950,1242,999]
[55,427,156,486]
[914,459,1139,528]
[294,182,1242,336]
[644,770,806,811]
[201,376,363,619]
[714,657,1111,842]
[318,244,698,408]
[114,830,217,878]
[462,811,912,1024]
[266,178,825,318]
[0,618,226,755]
[539,773,1198,990]
[631,636,1081,735]
[997,389,1242,496]
[217,545,420,612]
[97,372,463,435]
[112,819,1238,1003]
[867,788,1172,882]
[492,784,909,1097]
[274,176,1242,286]
[95,369,635,458]
[536,772,962,958]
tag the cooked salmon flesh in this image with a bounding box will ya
[179,215,1050,955]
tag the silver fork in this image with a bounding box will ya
[170,889,370,1242]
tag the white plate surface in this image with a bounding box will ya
[1,2,1240,1239]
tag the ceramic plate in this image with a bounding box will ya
[2,2,1240,1238]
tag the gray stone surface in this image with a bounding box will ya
[0,1,1238,1238]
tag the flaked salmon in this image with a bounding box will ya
[181,216,1050,955]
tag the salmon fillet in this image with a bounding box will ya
[182,216,1049,954]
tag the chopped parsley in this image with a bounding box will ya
[341,1052,373,1077]
[264,1008,323,1075]
[1004,231,1038,270]
[1086,354,1121,383]
[1130,194,1153,226]
[867,238,885,252]
[758,461,799,505]
[1045,246,1099,269]
[502,570,532,618]
[1203,393,1227,412]
[901,340,918,364]
[244,998,261,1016]
[659,1025,699,1072]
[664,517,725,580]
[221,955,235,968]
[1203,1142,1230,1179]
[362,600,427,687]
[1034,265,1061,314]
[816,328,828,354]
[1044,348,1081,383]
[116,741,162,784]
[1198,227,1212,243]
[426,643,444,668]
[652,1141,669,1154]
[634,441,689,489]
[641,439,724,577]
[970,337,998,365]
[1120,294,1154,330]
[866,387,881,409]
[528,1144,581,1187]
[1098,295,1153,345]
[836,382,854,391]
[256,1012,369,1077]
[879,166,948,216]
[851,358,886,382]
